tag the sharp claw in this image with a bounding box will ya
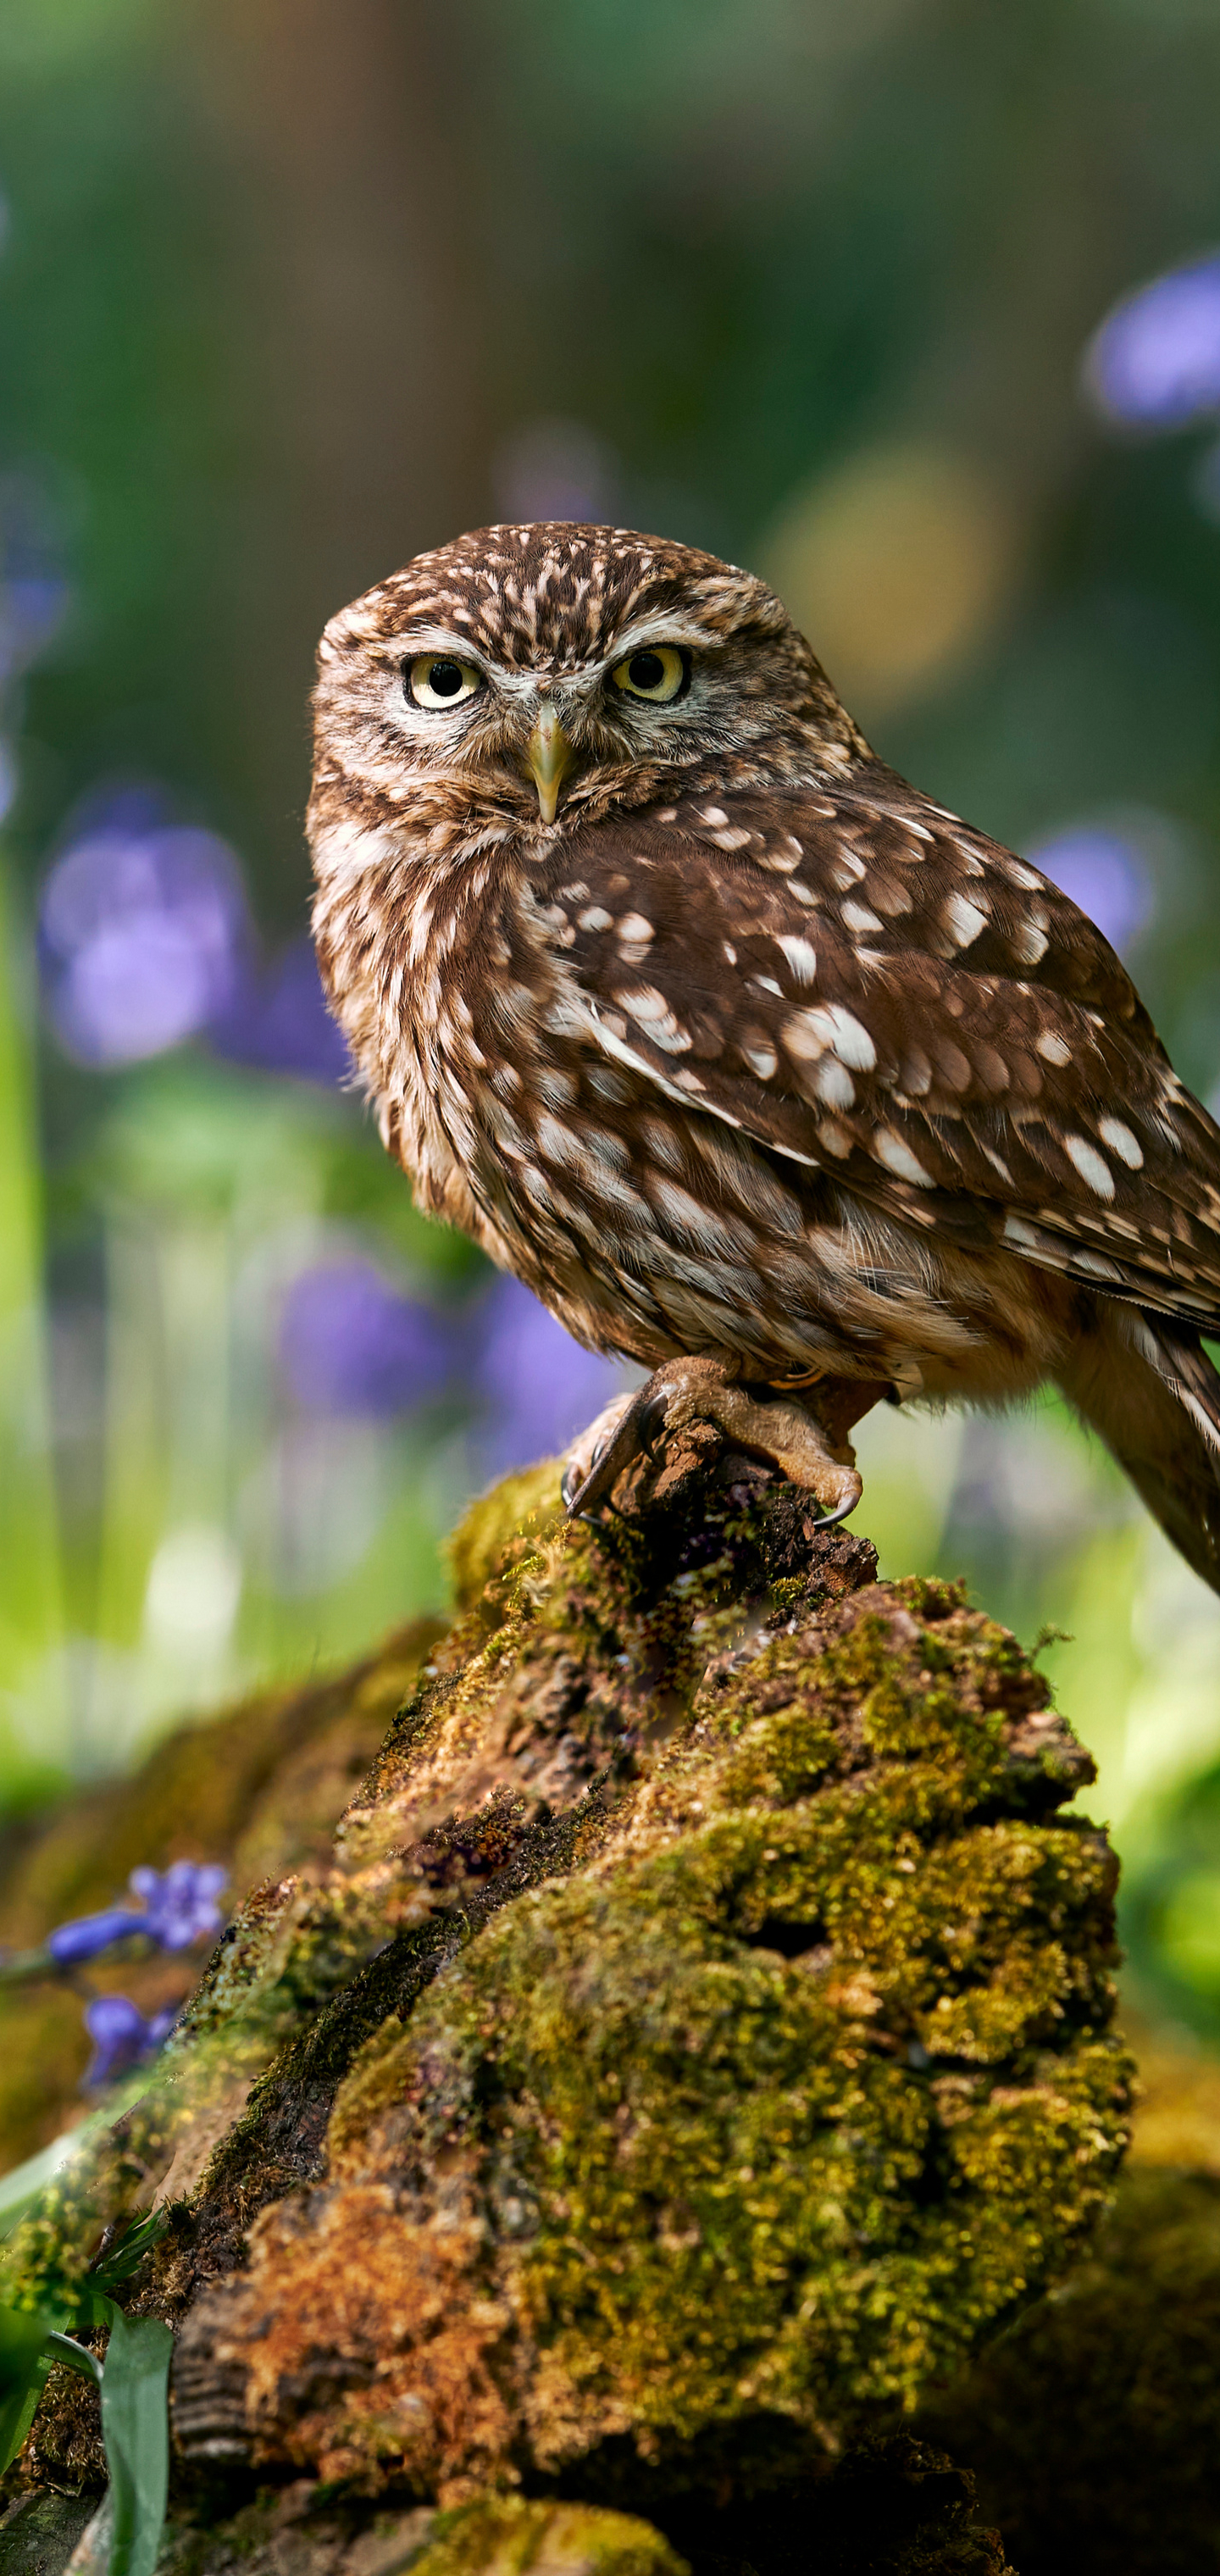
[810,1489,859,1530]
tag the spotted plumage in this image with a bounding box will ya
[310,522,1220,1589]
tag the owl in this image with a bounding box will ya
[308,522,1220,1591]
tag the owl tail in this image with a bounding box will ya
[1056,1301,1220,1595]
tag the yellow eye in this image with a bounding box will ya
[406,653,485,710]
[609,644,688,703]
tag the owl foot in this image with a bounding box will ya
[562,1357,866,1523]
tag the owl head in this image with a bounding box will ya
[309,523,868,845]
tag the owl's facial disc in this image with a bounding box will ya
[393,624,706,823]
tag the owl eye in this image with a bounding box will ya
[406,654,485,710]
[610,645,689,703]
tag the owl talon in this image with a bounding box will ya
[563,1358,867,1523]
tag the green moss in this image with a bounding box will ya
[444,1462,567,1614]
[2,1446,1131,2534]
[413,2498,687,2576]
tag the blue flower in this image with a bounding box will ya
[209,933,353,1086]
[1086,252,1220,431]
[46,1907,147,1966]
[38,786,252,1069]
[277,1259,458,1417]
[126,1862,228,1952]
[83,1996,179,2089]
[473,1275,626,1475]
[1027,824,1153,955]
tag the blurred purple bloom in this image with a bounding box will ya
[39,788,251,1068]
[128,1861,227,1952]
[83,1996,178,2089]
[47,1907,146,1966]
[474,1276,624,1475]
[1086,253,1220,430]
[279,1258,456,1416]
[1027,824,1153,953]
[209,934,353,1086]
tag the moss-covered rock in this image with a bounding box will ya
[0,1430,1129,2566]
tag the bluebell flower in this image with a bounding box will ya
[473,1274,626,1475]
[127,1861,228,1952]
[209,933,353,1086]
[38,786,252,1069]
[1086,252,1220,430]
[1027,824,1153,956]
[277,1259,457,1416]
[83,1996,179,2089]
[46,1907,147,1966]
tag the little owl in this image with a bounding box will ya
[309,522,1220,1591]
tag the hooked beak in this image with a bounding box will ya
[525,706,577,824]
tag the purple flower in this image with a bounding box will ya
[83,1996,178,2089]
[473,1275,625,1475]
[47,1907,147,1966]
[1085,253,1220,430]
[1026,824,1153,955]
[127,1861,228,1953]
[278,1258,457,1417]
[209,935,353,1086]
[39,787,252,1068]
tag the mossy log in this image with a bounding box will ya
[0,1422,1136,2574]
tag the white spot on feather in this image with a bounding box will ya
[873,1128,934,1186]
[1010,911,1049,966]
[1099,1117,1144,1169]
[776,933,818,986]
[1035,1028,1071,1066]
[842,902,883,936]
[578,906,613,931]
[810,1057,856,1109]
[1065,1135,1115,1199]
[783,1002,876,1072]
[944,891,989,948]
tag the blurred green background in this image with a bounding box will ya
[3,0,1220,2035]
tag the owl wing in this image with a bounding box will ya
[535,762,1220,1334]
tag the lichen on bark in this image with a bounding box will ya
[0,1423,1130,2570]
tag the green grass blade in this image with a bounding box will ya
[0,2304,57,2473]
[99,2310,174,2576]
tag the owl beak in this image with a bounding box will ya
[525,707,577,823]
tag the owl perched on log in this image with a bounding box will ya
[309,522,1220,1591]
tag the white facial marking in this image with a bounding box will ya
[1098,1117,1144,1169]
[1065,1135,1115,1198]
